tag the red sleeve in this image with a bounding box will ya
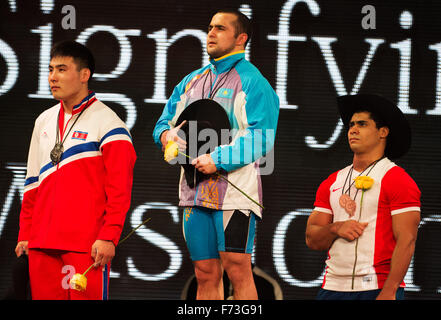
[382,166,421,215]
[97,140,136,246]
[18,188,37,242]
[313,171,339,214]
[18,120,41,243]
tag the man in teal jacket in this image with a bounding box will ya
[153,9,279,299]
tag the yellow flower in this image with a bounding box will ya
[354,176,374,190]
[70,273,87,291]
[351,175,374,290]
[164,140,179,162]
[70,217,151,292]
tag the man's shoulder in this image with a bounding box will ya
[383,163,413,181]
[380,160,420,192]
[43,102,61,113]
[172,65,211,95]
[379,158,408,179]
[184,65,211,83]
[35,102,60,123]
[88,99,128,127]
[89,99,113,114]
[236,59,263,79]
[235,59,273,90]
[318,164,352,186]
[325,168,343,182]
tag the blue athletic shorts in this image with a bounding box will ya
[182,207,257,261]
[316,287,405,300]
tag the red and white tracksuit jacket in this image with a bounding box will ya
[313,157,421,291]
[18,92,136,252]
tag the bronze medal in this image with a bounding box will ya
[339,194,350,208]
[339,194,356,217]
[345,199,356,217]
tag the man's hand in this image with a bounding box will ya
[192,154,217,175]
[15,241,28,257]
[306,211,369,250]
[160,120,187,151]
[91,240,115,267]
[334,220,368,242]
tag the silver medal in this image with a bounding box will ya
[50,143,64,165]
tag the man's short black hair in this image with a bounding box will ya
[353,108,388,129]
[50,40,95,80]
[216,9,252,47]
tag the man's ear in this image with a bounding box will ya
[80,68,91,83]
[236,33,248,48]
[379,126,390,139]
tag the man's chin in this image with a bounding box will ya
[207,48,227,60]
[51,93,62,101]
[349,145,359,153]
[207,51,220,59]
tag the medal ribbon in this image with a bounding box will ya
[339,156,385,216]
[51,92,96,165]
[58,91,96,141]
[341,156,385,199]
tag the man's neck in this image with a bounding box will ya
[62,89,89,114]
[212,49,244,61]
[353,152,384,172]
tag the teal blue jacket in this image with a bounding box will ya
[153,51,279,216]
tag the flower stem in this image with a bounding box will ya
[178,151,264,209]
[179,151,192,160]
[83,263,95,276]
[82,217,151,276]
[119,217,151,245]
[216,173,264,209]
[351,190,365,289]
[351,238,359,290]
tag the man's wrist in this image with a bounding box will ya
[329,221,343,236]
[381,281,400,293]
[160,129,169,146]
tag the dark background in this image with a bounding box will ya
[0,0,440,299]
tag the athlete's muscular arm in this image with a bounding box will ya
[306,211,368,251]
[377,210,420,300]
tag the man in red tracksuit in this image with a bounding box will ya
[15,41,136,300]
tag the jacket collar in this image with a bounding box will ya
[209,51,245,74]
[60,91,97,116]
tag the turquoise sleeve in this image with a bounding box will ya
[152,71,198,148]
[211,76,280,172]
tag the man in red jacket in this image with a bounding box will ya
[15,41,136,300]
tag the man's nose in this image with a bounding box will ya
[349,126,359,135]
[207,28,216,38]
[49,72,57,82]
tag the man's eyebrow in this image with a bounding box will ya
[48,64,68,68]
[349,120,368,125]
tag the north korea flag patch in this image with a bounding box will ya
[72,130,88,141]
